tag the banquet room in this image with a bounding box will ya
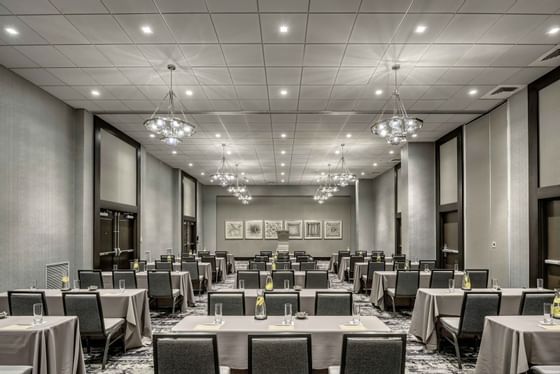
[1,0,560,373]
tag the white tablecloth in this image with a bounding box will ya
[0,316,85,374]
[171,315,390,370]
[475,315,560,374]
[147,259,226,281]
[266,262,300,271]
[258,271,306,288]
[352,263,369,293]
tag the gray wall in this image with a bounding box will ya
[371,169,396,253]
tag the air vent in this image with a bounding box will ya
[481,85,524,100]
[531,45,560,66]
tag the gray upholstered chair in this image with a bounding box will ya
[272,270,295,289]
[77,270,104,289]
[328,333,407,374]
[300,261,317,271]
[248,334,312,374]
[153,333,230,374]
[392,261,409,271]
[264,292,300,316]
[237,270,260,289]
[155,261,173,271]
[254,255,268,263]
[362,261,385,295]
[215,251,227,259]
[530,366,560,374]
[429,270,455,288]
[465,269,489,288]
[198,251,210,257]
[129,260,147,271]
[293,250,306,257]
[7,291,48,316]
[276,261,292,270]
[249,261,266,271]
[0,366,33,374]
[182,255,196,262]
[208,292,245,315]
[305,270,329,288]
[63,292,125,369]
[182,261,207,297]
[345,256,364,281]
[147,271,182,314]
[335,251,351,273]
[393,255,406,262]
[519,291,555,315]
[438,291,501,369]
[202,256,221,282]
[112,270,137,289]
[160,255,175,263]
[419,260,437,271]
[296,255,311,263]
[315,292,352,316]
[387,270,420,313]
[260,250,272,258]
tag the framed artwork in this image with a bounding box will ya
[264,220,284,239]
[224,221,243,240]
[304,220,322,240]
[285,220,303,239]
[324,220,342,239]
[245,220,263,240]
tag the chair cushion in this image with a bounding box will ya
[361,275,367,281]
[104,318,125,335]
[219,366,230,374]
[0,367,33,374]
[440,317,460,334]
[530,366,560,374]
[328,366,341,374]
[387,288,395,297]
[172,289,180,297]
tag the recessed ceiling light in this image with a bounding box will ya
[185,90,193,96]
[335,150,340,155]
[91,90,100,97]
[188,163,193,167]
[4,27,18,35]
[172,150,177,154]
[412,133,418,138]
[279,25,289,33]
[241,172,245,176]
[149,134,156,138]
[281,162,285,167]
[547,26,560,35]
[389,150,395,154]
[141,25,153,34]
[281,179,285,183]
[415,25,427,34]
[201,172,205,176]
[346,133,352,138]
[468,88,478,96]
[281,172,285,176]
[281,133,287,138]
[280,89,288,96]
[321,172,325,176]
[375,89,383,96]
[281,150,286,155]
[227,150,232,155]
[373,162,378,167]
[361,172,365,176]
[215,133,221,138]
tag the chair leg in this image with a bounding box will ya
[102,332,113,370]
[450,332,462,369]
[172,296,177,315]
[391,296,396,313]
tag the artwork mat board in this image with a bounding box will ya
[224,220,244,240]
[264,220,284,240]
[324,220,342,240]
[245,220,263,240]
[304,220,322,240]
[284,220,303,239]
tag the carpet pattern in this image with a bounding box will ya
[85,261,476,373]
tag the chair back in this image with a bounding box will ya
[198,251,210,257]
[237,270,260,289]
[367,262,385,281]
[338,251,351,260]
[300,261,317,271]
[160,255,175,263]
[459,292,501,335]
[315,292,352,316]
[293,251,306,257]
[78,270,104,289]
[254,255,268,263]
[305,270,328,288]
[147,271,173,298]
[349,256,364,271]
[276,261,291,270]
[393,261,409,271]
[395,270,420,297]
[129,260,147,271]
[465,269,489,288]
[202,256,217,271]
[8,291,48,316]
[519,291,555,315]
[272,270,295,289]
[419,260,436,271]
[393,255,406,262]
[249,334,312,374]
[371,250,385,257]
[340,334,406,374]
[296,255,310,263]
[276,255,290,262]
[182,255,196,262]
[154,334,220,374]
[207,292,245,315]
[112,270,137,288]
[263,292,300,316]
[181,261,200,278]
[155,261,173,271]
[429,270,454,288]
[215,251,227,259]
[249,261,266,271]
[63,292,105,336]
[260,250,272,257]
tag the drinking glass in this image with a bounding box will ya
[448,279,455,293]
[30,280,37,290]
[283,303,293,325]
[33,303,43,325]
[119,279,126,293]
[537,278,544,290]
[239,279,245,290]
[214,303,223,325]
[453,263,459,272]
[424,264,430,273]
[113,264,118,270]
[73,280,80,290]
[284,280,290,289]
[491,278,499,289]
[544,303,552,324]
[351,303,361,325]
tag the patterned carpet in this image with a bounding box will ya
[85,261,477,373]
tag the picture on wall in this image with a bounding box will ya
[224,221,243,240]
[245,220,263,240]
[285,220,303,239]
[324,220,343,240]
[304,220,322,240]
[264,220,284,239]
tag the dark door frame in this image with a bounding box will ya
[181,170,197,253]
[528,65,560,286]
[394,163,401,255]
[435,127,464,269]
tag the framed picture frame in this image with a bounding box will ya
[264,220,284,240]
[284,220,303,239]
[324,220,342,240]
[224,221,244,240]
[304,220,322,240]
[245,220,263,240]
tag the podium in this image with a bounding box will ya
[276,230,289,254]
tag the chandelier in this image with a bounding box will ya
[370,64,423,145]
[143,64,196,146]
[227,164,248,196]
[238,189,252,205]
[210,144,235,187]
[332,144,356,187]
[314,164,339,204]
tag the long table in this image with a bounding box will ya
[258,271,306,288]
[0,316,85,374]
[409,288,542,349]
[171,315,391,370]
[475,315,560,374]
[147,259,225,281]
[0,289,152,349]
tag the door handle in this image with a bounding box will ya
[545,259,560,266]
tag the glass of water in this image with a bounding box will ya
[351,303,361,325]
[113,264,118,270]
[283,303,293,325]
[33,303,43,325]
[454,263,459,272]
[30,280,37,290]
[119,279,126,293]
[239,279,245,290]
[448,279,455,293]
[537,278,544,290]
[284,280,290,289]
[544,303,552,324]
[214,303,223,325]
[491,278,499,289]
[73,280,80,290]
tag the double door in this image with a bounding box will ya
[543,199,560,288]
[96,210,137,270]
[182,218,196,256]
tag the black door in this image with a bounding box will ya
[543,199,560,288]
[440,211,461,270]
[182,219,196,256]
[94,210,137,270]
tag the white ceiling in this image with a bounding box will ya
[0,0,559,185]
